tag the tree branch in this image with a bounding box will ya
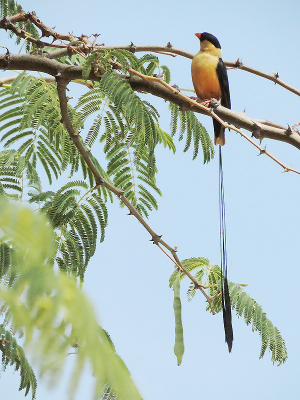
[1,11,299,98]
[56,77,215,310]
[48,44,300,98]
[125,66,300,173]
[1,53,300,158]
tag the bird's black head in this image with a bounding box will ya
[195,32,221,49]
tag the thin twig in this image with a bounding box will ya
[226,59,300,97]
[209,107,300,175]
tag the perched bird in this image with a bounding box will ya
[191,32,231,146]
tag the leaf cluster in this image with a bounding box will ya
[0,0,40,53]
[0,325,37,399]
[29,180,108,281]
[169,103,214,162]
[169,257,287,365]
[75,70,168,217]
[0,201,142,400]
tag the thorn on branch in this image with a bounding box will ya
[234,58,243,68]
[150,234,162,245]
[252,121,262,141]
[258,146,266,155]
[92,33,101,46]
[166,42,173,48]
[171,84,180,94]
[285,124,292,135]
[127,206,137,215]
[93,177,104,189]
[129,42,136,53]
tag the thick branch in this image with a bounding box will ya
[0,53,299,153]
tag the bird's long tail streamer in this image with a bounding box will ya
[219,146,233,352]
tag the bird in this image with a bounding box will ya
[191,32,231,146]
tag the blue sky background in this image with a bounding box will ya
[1,0,300,399]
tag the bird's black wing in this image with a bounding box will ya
[216,58,231,109]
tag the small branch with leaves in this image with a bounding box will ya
[56,76,214,309]
[0,52,300,154]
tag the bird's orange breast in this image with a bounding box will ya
[191,52,222,101]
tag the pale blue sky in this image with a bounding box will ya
[1,0,300,399]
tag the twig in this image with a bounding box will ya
[226,59,300,97]
[209,107,300,175]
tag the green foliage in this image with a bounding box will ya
[0,325,37,399]
[0,74,113,198]
[171,272,184,365]
[0,76,69,184]
[105,141,161,218]
[160,65,171,84]
[83,49,139,78]
[82,48,170,81]
[0,0,21,16]
[169,103,214,162]
[75,73,171,217]
[0,0,40,53]
[0,201,142,400]
[98,72,159,167]
[169,257,287,365]
[228,282,287,364]
[29,180,108,281]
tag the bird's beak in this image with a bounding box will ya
[195,33,201,39]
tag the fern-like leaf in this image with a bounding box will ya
[169,103,214,163]
[227,281,287,365]
[169,257,287,365]
[0,325,37,399]
[0,1,39,53]
[29,181,108,280]
[0,200,142,400]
